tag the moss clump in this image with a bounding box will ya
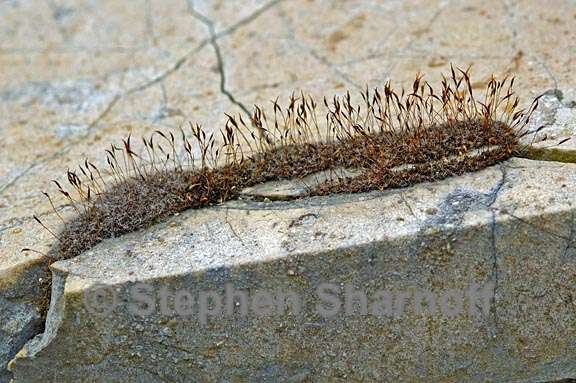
[32,66,541,264]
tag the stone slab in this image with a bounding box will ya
[241,168,361,201]
[0,237,49,383]
[8,158,576,382]
[1,0,576,381]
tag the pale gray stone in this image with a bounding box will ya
[8,158,576,382]
[521,88,576,165]
[241,168,361,200]
[0,259,46,383]
[0,299,41,383]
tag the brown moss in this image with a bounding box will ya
[27,66,541,317]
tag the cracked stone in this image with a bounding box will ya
[241,168,361,200]
[1,1,576,381]
[8,158,576,382]
[521,88,576,164]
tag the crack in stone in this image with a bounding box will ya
[497,209,570,242]
[186,1,251,117]
[562,211,575,260]
[384,0,451,77]
[126,46,206,96]
[536,57,560,90]
[489,211,499,328]
[0,163,36,195]
[399,192,418,220]
[224,207,246,247]
[210,32,251,116]
[87,94,121,130]
[502,0,519,51]
[2,0,286,199]
[116,362,176,383]
[135,0,283,98]
[502,0,561,90]
[217,0,284,38]
[299,43,363,91]
[128,0,283,118]
[0,94,120,197]
[477,163,572,242]
[144,0,158,48]
[128,0,283,97]
[276,7,362,90]
[485,163,507,207]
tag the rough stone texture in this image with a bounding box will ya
[0,238,49,383]
[241,168,361,200]
[7,158,576,382]
[2,0,575,253]
[0,300,41,383]
[1,0,576,381]
[521,88,576,163]
[528,138,576,163]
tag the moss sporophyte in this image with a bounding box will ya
[24,66,542,317]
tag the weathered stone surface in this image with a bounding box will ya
[522,88,576,164]
[0,253,47,383]
[0,208,60,382]
[8,158,576,382]
[1,0,576,381]
[0,299,41,383]
[528,137,576,163]
[1,0,573,231]
[241,168,361,200]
